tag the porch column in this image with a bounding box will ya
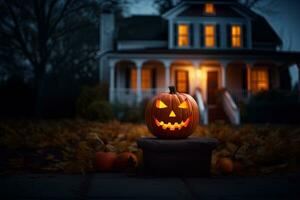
[221,61,228,88]
[109,60,116,103]
[163,60,171,89]
[136,60,143,103]
[193,61,200,89]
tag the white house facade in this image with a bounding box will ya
[98,0,300,124]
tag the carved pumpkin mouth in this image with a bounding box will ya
[154,117,191,131]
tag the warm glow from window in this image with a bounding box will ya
[205,25,215,47]
[204,3,215,14]
[231,25,242,47]
[178,24,189,47]
[131,68,137,90]
[176,70,189,93]
[142,68,151,90]
[251,68,269,92]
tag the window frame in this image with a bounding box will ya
[177,23,190,48]
[204,3,215,15]
[251,68,269,93]
[175,70,189,93]
[130,68,137,91]
[204,24,216,48]
[141,68,152,91]
[231,24,243,48]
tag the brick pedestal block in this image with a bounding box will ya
[137,137,218,176]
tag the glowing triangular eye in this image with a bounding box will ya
[178,101,188,109]
[156,100,167,109]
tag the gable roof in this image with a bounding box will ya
[252,16,282,45]
[178,4,243,18]
[117,16,167,41]
[116,1,282,46]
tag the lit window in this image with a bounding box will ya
[142,68,151,90]
[131,68,137,90]
[176,70,189,93]
[204,3,215,14]
[178,24,189,47]
[251,68,269,92]
[205,25,215,47]
[231,25,242,48]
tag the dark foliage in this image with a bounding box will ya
[76,84,111,121]
[112,98,150,123]
[244,90,300,123]
[0,76,34,118]
[86,101,114,121]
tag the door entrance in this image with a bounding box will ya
[207,71,219,105]
[175,70,189,93]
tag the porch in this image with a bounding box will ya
[109,59,284,104]
[106,51,300,124]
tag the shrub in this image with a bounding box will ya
[112,98,150,123]
[76,84,108,118]
[244,90,300,123]
[86,101,114,122]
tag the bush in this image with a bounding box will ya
[76,84,108,118]
[112,98,150,123]
[244,90,300,123]
[86,101,114,122]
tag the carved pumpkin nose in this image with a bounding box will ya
[169,110,176,117]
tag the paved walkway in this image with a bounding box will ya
[0,173,299,200]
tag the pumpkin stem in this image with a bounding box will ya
[169,86,176,94]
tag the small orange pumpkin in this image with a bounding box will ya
[216,157,234,174]
[114,152,138,171]
[145,86,199,139]
[95,152,117,172]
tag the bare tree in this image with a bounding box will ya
[0,0,128,116]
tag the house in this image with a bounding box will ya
[98,0,300,124]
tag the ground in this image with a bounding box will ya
[0,120,300,199]
[1,173,299,199]
[1,120,300,175]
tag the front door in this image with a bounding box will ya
[207,71,219,105]
[175,70,189,93]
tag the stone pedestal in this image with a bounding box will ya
[137,137,218,176]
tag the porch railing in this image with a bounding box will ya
[141,88,167,99]
[222,90,240,125]
[113,88,167,104]
[228,89,252,104]
[195,89,208,125]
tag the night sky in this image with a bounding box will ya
[128,0,300,85]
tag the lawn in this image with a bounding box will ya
[0,119,300,175]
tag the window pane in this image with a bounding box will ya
[179,36,189,47]
[179,25,189,35]
[205,25,214,35]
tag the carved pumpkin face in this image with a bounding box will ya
[145,86,199,139]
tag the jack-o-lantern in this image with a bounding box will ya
[145,86,199,139]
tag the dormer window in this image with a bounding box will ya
[204,3,215,14]
[231,25,242,48]
[178,24,189,47]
